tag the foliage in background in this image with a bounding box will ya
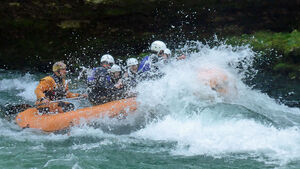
[226,30,300,79]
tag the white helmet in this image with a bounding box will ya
[164,48,171,56]
[126,58,138,67]
[150,40,167,53]
[101,54,115,64]
[109,64,121,73]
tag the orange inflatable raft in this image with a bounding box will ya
[197,68,230,94]
[15,97,137,132]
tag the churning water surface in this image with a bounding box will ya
[0,41,300,169]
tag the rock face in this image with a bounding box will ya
[0,0,299,72]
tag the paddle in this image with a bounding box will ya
[35,96,87,106]
[2,96,87,116]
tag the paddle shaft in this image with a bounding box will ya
[4,96,86,115]
[35,96,86,107]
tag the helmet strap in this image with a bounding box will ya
[54,70,61,77]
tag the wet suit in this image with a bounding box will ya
[138,54,165,80]
[110,75,126,101]
[121,69,141,98]
[87,67,124,105]
[35,73,80,113]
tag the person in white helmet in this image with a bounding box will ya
[136,40,171,81]
[109,64,122,83]
[108,64,126,100]
[123,58,140,89]
[163,48,172,59]
[108,64,124,91]
[87,54,122,105]
[138,40,167,73]
[126,58,139,75]
[87,54,114,85]
[163,48,186,61]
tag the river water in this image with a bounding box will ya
[0,42,300,169]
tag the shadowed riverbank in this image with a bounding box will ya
[0,0,299,79]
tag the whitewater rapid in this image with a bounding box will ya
[0,41,300,166]
[131,41,300,165]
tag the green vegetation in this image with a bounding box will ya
[226,30,300,79]
[226,30,300,56]
[1,0,300,79]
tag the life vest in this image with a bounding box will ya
[87,68,117,105]
[87,67,98,83]
[44,74,68,101]
[87,67,111,83]
[138,54,164,74]
[122,69,139,88]
[111,74,122,84]
[127,69,137,79]
[106,74,112,84]
[138,55,151,72]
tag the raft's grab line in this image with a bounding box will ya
[15,97,137,132]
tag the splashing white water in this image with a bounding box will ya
[0,73,38,101]
[131,41,300,164]
[133,116,300,167]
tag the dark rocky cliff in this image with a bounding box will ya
[0,0,299,75]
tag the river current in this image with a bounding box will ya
[0,42,299,169]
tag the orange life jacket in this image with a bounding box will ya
[35,75,80,110]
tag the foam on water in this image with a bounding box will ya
[130,41,300,165]
[0,118,68,142]
[0,73,38,101]
[133,115,300,164]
